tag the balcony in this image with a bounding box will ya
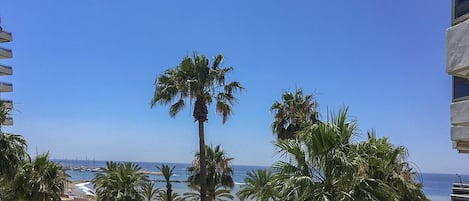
[452,126,469,152]
[451,100,469,152]
[0,30,12,43]
[0,64,12,75]
[3,116,13,126]
[0,82,12,92]
[452,99,469,125]
[0,47,12,59]
[0,100,13,110]
[447,19,469,77]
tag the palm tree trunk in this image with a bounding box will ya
[167,181,172,201]
[198,120,207,201]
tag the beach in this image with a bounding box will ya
[61,180,95,201]
[57,160,461,201]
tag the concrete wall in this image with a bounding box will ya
[447,19,469,77]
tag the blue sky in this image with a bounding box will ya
[1,0,466,174]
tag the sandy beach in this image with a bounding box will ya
[61,180,95,201]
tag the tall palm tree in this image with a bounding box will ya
[271,89,319,140]
[12,152,68,201]
[237,169,278,201]
[157,164,176,201]
[187,145,234,201]
[93,161,149,201]
[151,53,243,201]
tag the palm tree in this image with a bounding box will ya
[93,161,149,201]
[0,101,27,181]
[157,164,176,201]
[156,190,185,201]
[272,108,428,201]
[353,131,428,201]
[0,101,10,127]
[183,184,234,201]
[271,89,318,140]
[237,169,278,201]
[187,145,234,201]
[273,108,362,200]
[151,53,243,201]
[142,182,161,201]
[0,133,27,180]
[12,152,68,201]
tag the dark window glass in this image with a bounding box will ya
[454,76,469,100]
[455,0,469,18]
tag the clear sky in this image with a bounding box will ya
[0,0,466,174]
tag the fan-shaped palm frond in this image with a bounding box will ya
[184,184,234,201]
[271,89,319,140]
[12,152,69,201]
[93,161,149,201]
[188,145,234,201]
[237,169,278,201]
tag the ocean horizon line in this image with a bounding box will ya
[52,158,271,168]
[52,158,469,177]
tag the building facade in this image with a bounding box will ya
[0,17,13,126]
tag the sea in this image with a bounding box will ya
[55,159,462,201]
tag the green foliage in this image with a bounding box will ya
[188,145,234,201]
[0,133,27,180]
[0,102,66,201]
[183,184,234,201]
[151,53,244,123]
[0,101,27,181]
[142,182,161,201]
[157,164,176,201]
[353,131,428,201]
[0,101,10,127]
[271,89,319,140]
[237,169,279,201]
[156,190,185,201]
[244,102,429,201]
[93,161,149,201]
[11,153,68,201]
[151,52,243,201]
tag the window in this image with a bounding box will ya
[454,0,469,24]
[453,76,469,100]
[456,0,469,18]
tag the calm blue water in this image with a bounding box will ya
[56,160,463,201]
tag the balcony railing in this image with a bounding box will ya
[0,100,13,110]
[0,47,11,53]
[0,82,13,92]
[0,30,12,43]
[0,64,12,75]
[447,19,469,77]
[0,46,12,59]
[3,116,13,126]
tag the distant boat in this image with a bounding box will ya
[90,167,103,172]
